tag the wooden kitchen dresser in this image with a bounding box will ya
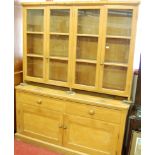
[15,1,140,155]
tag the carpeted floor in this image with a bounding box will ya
[14,139,63,155]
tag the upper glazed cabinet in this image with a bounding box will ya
[23,1,139,98]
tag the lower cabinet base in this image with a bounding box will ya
[15,133,88,155]
[16,85,130,155]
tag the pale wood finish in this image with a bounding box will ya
[17,91,65,112]
[21,1,140,6]
[102,65,127,90]
[16,84,129,155]
[46,6,73,87]
[63,114,119,155]
[20,104,63,145]
[65,101,121,124]
[16,84,129,110]
[22,2,139,98]
[23,6,46,83]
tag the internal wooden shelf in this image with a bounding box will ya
[50,32,69,36]
[27,31,44,34]
[27,54,43,58]
[103,62,128,67]
[49,56,68,61]
[106,35,131,40]
[77,34,99,37]
[76,59,97,64]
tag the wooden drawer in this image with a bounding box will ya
[66,102,122,124]
[17,92,64,112]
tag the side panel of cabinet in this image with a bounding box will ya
[17,100,63,145]
[63,114,120,155]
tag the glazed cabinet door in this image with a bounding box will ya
[72,7,103,92]
[23,7,46,83]
[18,103,63,145]
[99,7,136,97]
[46,7,73,87]
[63,115,120,155]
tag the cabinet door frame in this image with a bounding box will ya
[63,114,120,155]
[46,6,74,88]
[23,6,47,83]
[19,103,64,145]
[71,6,104,92]
[98,5,138,98]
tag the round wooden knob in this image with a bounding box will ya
[88,110,95,115]
[37,99,42,104]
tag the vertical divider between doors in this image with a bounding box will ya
[45,6,49,83]
[68,7,74,88]
[98,7,108,91]
[70,7,78,88]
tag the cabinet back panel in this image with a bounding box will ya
[49,60,68,82]
[49,35,69,57]
[78,9,100,35]
[50,9,70,33]
[27,34,43,55]
[27,57,43,78]
[75,62,96,86]
[102,66,127,90]
[105,38,130,64]
[27,9,44,32]
[107,9,133,36]
[76,36,98,60]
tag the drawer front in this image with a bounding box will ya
[17,92,64,112]
[66,102,121,124]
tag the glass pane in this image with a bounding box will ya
[50,9,70,33]
[77,36,98,60]
[78,9,100,35]
[102,66,127,90]
[49,60,68,82]
[27,9,44,32]
[107,9,132,36]
[27,57,43,78]
[27,34,43,55]
[76,62,96,86]
[50,35,69,57]
[105,38,130,63]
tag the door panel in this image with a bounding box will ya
[72,8,101,91]
[20,104,63,145]
[47,8,72,87]
[63,115,119,155]
[24,8,46,82]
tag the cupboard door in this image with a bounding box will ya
[47,8,72,87]
[24,8,46,82]
[100,8,133,96]
[73,8,101,91]
[19,104,63,145]
[63,115,119,155]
